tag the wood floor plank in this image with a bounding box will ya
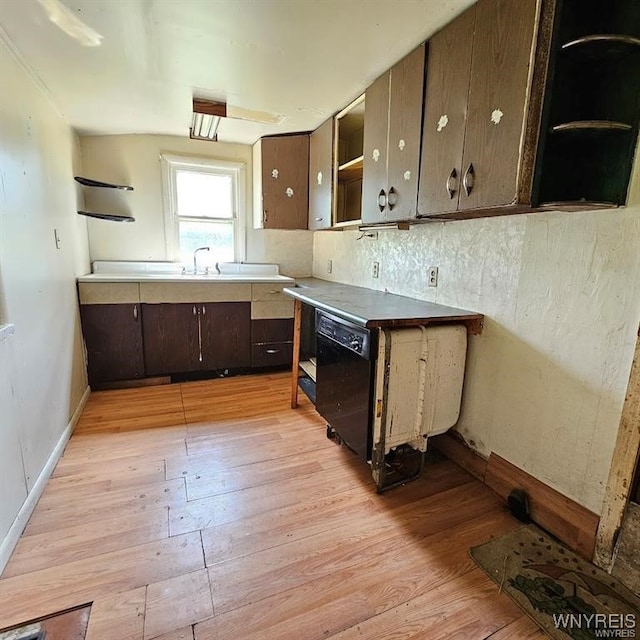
[169,461,372,536]
[485,617,547,639]
[195,512,517,640]
[144,569,213,640]
[323,570,520,640]
[23,479,185,536]
[207,483,504,615]
[150,628,195,640]
[85,586,146,640]
[41,460,165,498]
[3,508,169,578]
[3,372,526,639]
[52,454,167,480]
[0,532,204,630]
[201,459,474,567]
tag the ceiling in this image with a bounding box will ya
[0,0,474,145]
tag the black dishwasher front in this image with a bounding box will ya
[315,310,375,460]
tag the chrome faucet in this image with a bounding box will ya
[193,246,210,274]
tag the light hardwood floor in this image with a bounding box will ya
[0,372,546,639]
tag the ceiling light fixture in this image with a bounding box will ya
[190,98,226,142]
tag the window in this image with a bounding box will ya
[162,155,246,266]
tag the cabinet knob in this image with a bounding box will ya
[446,168,458,199]
[463,163,475,197]
[387,187,398,210]
[377,189,387,212]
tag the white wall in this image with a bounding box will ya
[0,37,90,564]
[313,165,640,515]
[79,135,313,277]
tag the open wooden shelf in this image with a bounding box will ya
[550,120,632,135]
[75,176,134,191]
[78,210,136,222]
[338,155,364,183]
[299,359,316,382]
[562,34,640,59]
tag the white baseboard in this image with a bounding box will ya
[0,385,91,574]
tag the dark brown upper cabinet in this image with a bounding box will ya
[253,134,310,229]
[362,45,426,224]
[308,118,334,230]
[418,0,538,217]
[418,0,639,220]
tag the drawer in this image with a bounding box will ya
[252,318,294,344]
[251,342,293,368]
[251,283,288,301]
[251,300,295,319]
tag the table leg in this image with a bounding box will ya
[290,298,302,408]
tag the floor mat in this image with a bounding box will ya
[470,524,640,640]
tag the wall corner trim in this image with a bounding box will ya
[0,385,91,574]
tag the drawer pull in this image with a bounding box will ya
[446,168,458,199]
[265,349,280,354]
[463,163,475,197]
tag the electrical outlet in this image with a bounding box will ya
[428,266,438,287]
[372,261,380,278]
[327,259,333,274]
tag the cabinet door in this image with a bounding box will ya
[142,303,200,375]
[361,71,390,224]
[386,45,426,222]
[458,0,538,211]
[417,6,476,216]
[200,302,251,369]
[261,134,310,229]
[80,304,145,384]
[308,118,333,230]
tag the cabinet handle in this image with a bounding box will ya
[377,189,387,212]
[202,305,206,315]
[133,305,138,320]
[387,187,398,210]
[193,305,197,316]
[263,210,269,224]
[315,217,323,222]
[446,168,458,199]
[265,349,280,354]
[463,163,475,197]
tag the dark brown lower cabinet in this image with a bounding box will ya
[80,303,145,385]
[251,318,294,368]
[142,303,200,375]
[200,302,251,369]
[142,302,251,375]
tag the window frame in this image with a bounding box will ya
[161,154,247,264]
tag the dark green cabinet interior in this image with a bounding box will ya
[533,0,640,207]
